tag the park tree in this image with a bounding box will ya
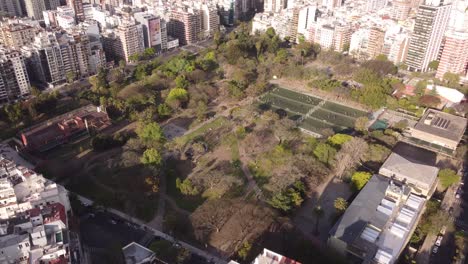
[428,60,439,71]
[328,134,353,146]
[141,148,162,167]
[362,59,397,76]
[175,75,190,89]
[136,122,165,146]
[443,72,460,87]
[237,241,252,260]
[176,178,199,195]
[351,171,372,191]
[157,103,172,118]
[334,197,348,213]
[3,103,23,124]
[354,116,369,132]
[334,137,369,177]
[414,80,427,96]
[313,143,337,166]
[66,71,76,83]
[214,30,224,49]
[438,169,460,190]
[143,47,155,58]
[95,67,109,90]
[166,88,189,109]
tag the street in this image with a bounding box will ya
[430,167,467,264]
[79,208,220,264]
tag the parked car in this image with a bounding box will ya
[432,246,439,254]
[435,235,443,247]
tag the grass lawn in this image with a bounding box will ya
[174,116,229,147]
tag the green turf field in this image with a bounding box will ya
[261,87,368,135]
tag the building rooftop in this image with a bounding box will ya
[413,109,467,142]
[330,175,425,264]
[122,242,155,264]
[380,146,439,193]
[330,175,391,245]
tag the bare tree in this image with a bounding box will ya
[334,137,369,177]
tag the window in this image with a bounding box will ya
[25,242,29,247]
[18,244,22,249]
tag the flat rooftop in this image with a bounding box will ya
[380,144,439,192]
[413,109,467,142]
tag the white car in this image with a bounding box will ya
[435,235,443,247]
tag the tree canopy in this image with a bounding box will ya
[351,171,372,191]
[438,169,460,190]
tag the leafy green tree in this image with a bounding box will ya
[328,134,353,146]
[237,241,252,260]
[141,148,162,167]
[375,54,388,61]
[166,88,189,108]
[334,197,348,213]
[175,75,190,89]
[4,103,23,124]
[175,178,199,195]
[30,86,41,97]
[443,72,460,87]
[414,80,427,96]
[66,71,76,83]
[96,67,109,90]
[143,47,156,58]
[438,169,460,190]
[214,30,223,49]
[157,103,172,118]
[268,192,293,212]
[428,60,439,70]
[351,171,372,191]
[137,122,165,145]
[313,143,337,166]
[275,49,289,64]
[129,53,141,62]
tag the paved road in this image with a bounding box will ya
[75,194,228,264]
[429,167,468,264]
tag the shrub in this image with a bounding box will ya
[351,171,372,191]
[438,169,460,190]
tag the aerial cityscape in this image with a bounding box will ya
[0,0,466,263]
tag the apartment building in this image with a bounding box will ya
[406,1,452,72]
[391,0,412,21]
[134,12,165,52]
[0,49,30,103]
[168,8,202,45]
[0,154,74,264]
[113,21,145,62]
[367,27,385,59]
[24,0,60,20]
[0,22,36,50]
[0,0,23,17]
[435,31,468,79]
[67,0,85,22]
